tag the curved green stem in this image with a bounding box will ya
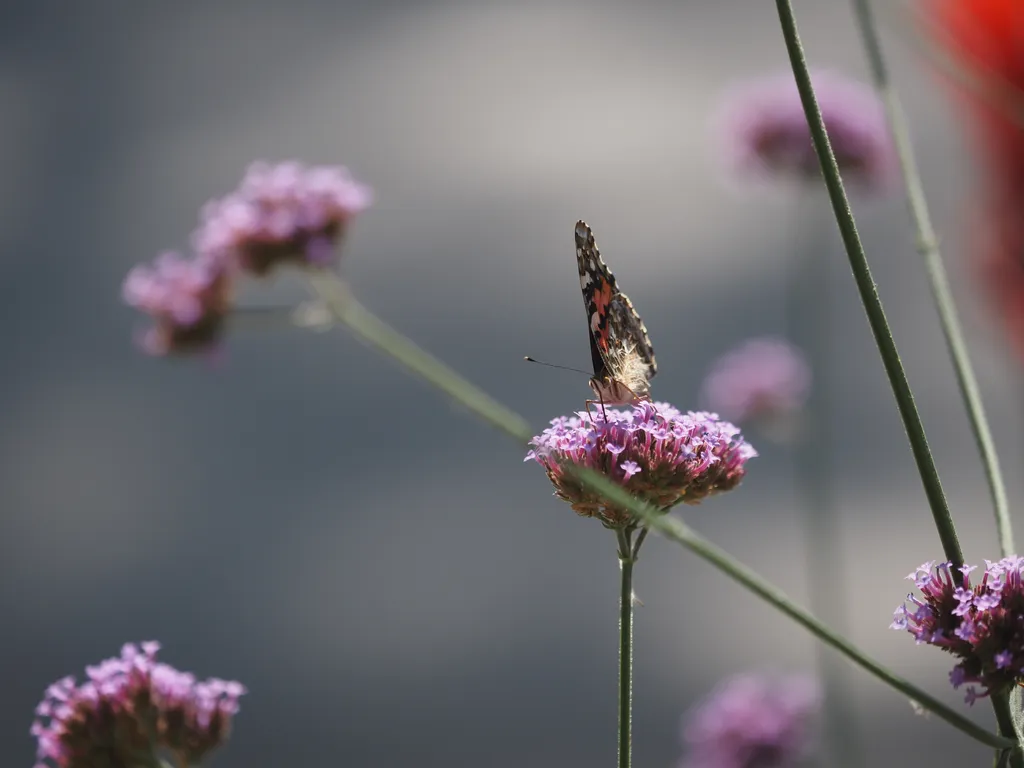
[571,468,1015,751]
[772,0,965,571]
[307,271,533,444]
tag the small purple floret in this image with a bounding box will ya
[526,402,756,528]
[680,673,821,768]
[891,557,1024,703]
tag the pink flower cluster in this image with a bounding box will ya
[681,674,821,768]
[122,251,232,356]
[525,402,756,528]
[891,557,1024,704]
[700,337,811,425]
[716,70,896,191]
[31,642,246,768]
[122,161,371,355]
[193,161,372,275]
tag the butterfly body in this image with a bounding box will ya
[574,220,657,406]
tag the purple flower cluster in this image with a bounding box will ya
[31,641,245,768]
[681,674,820,768]
[193,161,372,275]
[716,70,896,191]
[891,557,1024,704]
[122,160,371,355]
[525,402,756,528]
[700,337,811,425]
[122,251,232,356]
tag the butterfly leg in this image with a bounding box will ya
[584,391,609,424]
[616,382,652,407]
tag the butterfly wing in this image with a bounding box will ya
[574,220,657,396]
[575,220,616,381]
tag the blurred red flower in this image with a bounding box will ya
[923,0,1024,358]
[925,0,1024,172]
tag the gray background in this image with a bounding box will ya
[3,0,1022,765]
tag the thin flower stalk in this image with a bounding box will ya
[617,528,639,768]
[850,0,1013,560]
[771,0,965,571]
[572,466,1014,751]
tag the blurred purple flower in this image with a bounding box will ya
[194,160,372,275]
[700,337,811,425]
[891,557,1024,704]
[525,401,756,528]
[716,70,896,191]
[31,641,246,768]
[681,674,821,768]
[122,251,232,356]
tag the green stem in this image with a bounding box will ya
[303,267,1009,749]
[307,271,533,444]
[849,2,1020,758]
[850,0,1013,560]
[772,0,965,571]
[631,527,649,559]
[992,695,1022,768]
[616,528,635,768]
[570,467,1015,751]
[789,198,860,768]
[227,301,333,333]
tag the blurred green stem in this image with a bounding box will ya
[787,200,860,768]
[849,4,1018,759]
[772,0,965,569]
[850,0,1013,559]
[307,271,532,443]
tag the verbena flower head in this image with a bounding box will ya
[31,641,246,768]
[700,337,811,426]
[716,70,896,191]
[681,673,821,768]
[891,557,1024,704]
[194,160,372,275]
[525,402,755,528]
[122,251,232,355]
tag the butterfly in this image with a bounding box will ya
[574,220,657,409]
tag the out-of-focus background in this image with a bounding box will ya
[3,0,1021,765]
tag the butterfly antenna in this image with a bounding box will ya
[523,357,591,377]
